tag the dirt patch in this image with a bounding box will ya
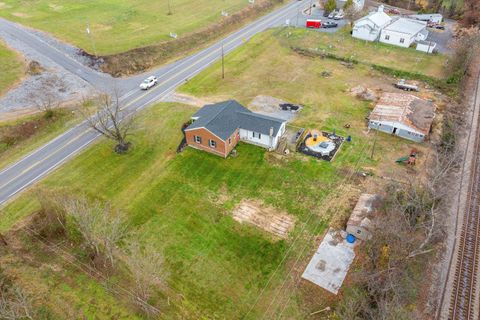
[165,92,213,108]
[11,12,31,18]
[232,200,295,239]
[99,0,284,76]
[249,95,301,121]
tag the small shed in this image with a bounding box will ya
[416,40,437,54]
[346,194,378,241]
[368,93,436,142]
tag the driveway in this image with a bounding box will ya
[426,19,456,53]
[289,5,348,32]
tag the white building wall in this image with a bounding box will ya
[416,42,436,53]
[368,120,426,142]
[352,26,380,41]
[379,30,415,48]
[239,123,286,150]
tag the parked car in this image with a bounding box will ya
[387,8,400,14]
[434,24,445,30]
[333,10,344,20]
[322,21,338,28]
[328,10,337,19]
[139,76,158,90]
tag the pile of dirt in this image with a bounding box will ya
[350,85,378,101]
[99,0,284,76]
[26,60,44,75]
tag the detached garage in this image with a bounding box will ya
[368,93,436,142]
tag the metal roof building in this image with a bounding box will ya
[368,93,436,142]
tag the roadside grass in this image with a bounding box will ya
[280,27,447,79]
[0,109,80,170]
[0,40,23,95]
[0,0,252,55]
[0,29,440,318]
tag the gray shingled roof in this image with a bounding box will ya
[185,100,285,141]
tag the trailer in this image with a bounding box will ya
[409,13,443,23]
[306,19,322,29]
[394,79,419,92]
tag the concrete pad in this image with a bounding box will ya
[301,228,356,294]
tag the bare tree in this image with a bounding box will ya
[123,242,166,317]
[63,197,128,268]
[81,90,134,153]
[344,7,365,27]
[27,75,68,118]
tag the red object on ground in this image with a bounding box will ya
[306,19,321,29]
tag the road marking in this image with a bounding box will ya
[0,128,96,191]
[0,1,300,204]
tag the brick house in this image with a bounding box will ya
[185,100,287,158]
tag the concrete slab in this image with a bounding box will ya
[301,228,356,294]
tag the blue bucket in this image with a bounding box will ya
[346,234,356,243]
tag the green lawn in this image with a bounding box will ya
[0,0,254,55]
[0,40,23,95]
[0,103,360,318]
[281,28,447,79]
[0,29,442,318]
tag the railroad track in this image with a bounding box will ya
[448,71,480,320]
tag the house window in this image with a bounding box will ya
[385,35,390,40]
[228,138,232,145]
[400,38,405,43]
[253,132,261,139]
[194,135,202,144]
[209,139,216,148]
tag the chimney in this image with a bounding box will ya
[378,5,384,12]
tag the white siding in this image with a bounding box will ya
[379,30,415,47]
[239,123,285,150]
[416,42,436,53]
[368,120,426,142]
[352,26,380,41]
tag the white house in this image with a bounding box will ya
[379,17,428,48]
[352,5,392,42]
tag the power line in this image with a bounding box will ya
[243,134,370,318]
[267,141,373,319]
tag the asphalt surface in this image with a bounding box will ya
[0,0,306,206]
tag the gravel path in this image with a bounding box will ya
[0,20,99,115]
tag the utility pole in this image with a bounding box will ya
[370,129,378,159]
[86,23,98,58]
[221,42,225,79]
[296,4,300,27]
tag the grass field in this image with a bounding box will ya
[0,30,445,318]
[0,40,23,95]
[281,28,448,79]
[0,0,254,55]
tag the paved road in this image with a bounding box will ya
[0,0,306,206]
